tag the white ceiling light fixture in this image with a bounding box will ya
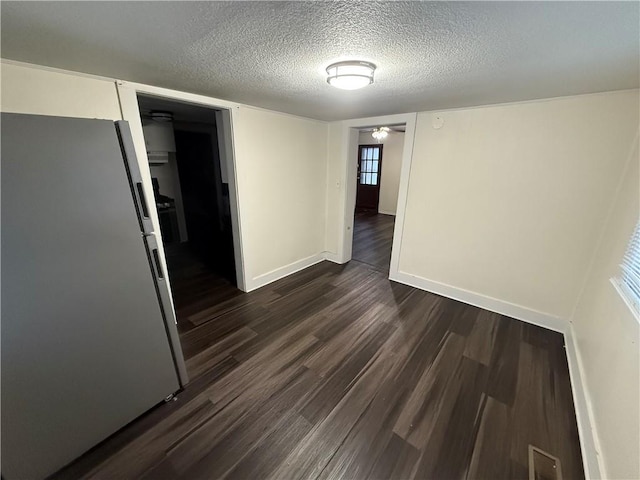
[149,111,173,122]
[326,61,376,90]
[372,127,390,142]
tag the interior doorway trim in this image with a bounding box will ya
[115,80,247,294]
[338,112,418,279]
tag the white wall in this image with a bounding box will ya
[233,106,328,289]
[1,61,330,293]
[149,155,188,242]
[358,131,404,215]
[397,91,639,320]
[325,93,640,477]
[325,122,344,259]
[5,60,639,475]
[570,131,639,480]
[149,163,177,200]
[1,62,122,120]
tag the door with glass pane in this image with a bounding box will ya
[356,144,383,210]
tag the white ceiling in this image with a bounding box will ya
[2,1,638,121]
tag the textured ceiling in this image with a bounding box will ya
[2,1,639,121]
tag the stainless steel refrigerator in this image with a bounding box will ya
[1,113,188,479]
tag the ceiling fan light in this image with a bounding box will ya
[326,61,376,90]
[372,127,390,141]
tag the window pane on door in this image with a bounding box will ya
[359,145,382,186]
[359,146,382,186]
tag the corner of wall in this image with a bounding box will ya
[564,325,606,479]
[245,252,327,292]
[568,128,640,323]
[564,126,640,480]
[324,120,346,259]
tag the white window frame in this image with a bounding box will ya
[612,220,640,322]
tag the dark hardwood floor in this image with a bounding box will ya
[54,250,584,480]
[352,210,395,272]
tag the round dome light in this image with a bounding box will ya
[326,61,376,90]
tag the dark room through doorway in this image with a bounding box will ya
[137,95,242,348]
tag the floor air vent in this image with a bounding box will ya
[529,445,563,480]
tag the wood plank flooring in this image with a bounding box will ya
[352,210,395,272]
[53,248,584,480]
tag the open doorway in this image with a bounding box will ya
[351,125,405,272]
[137,95,242,336]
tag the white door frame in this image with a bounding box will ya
[116,80,247,292]
[338,112,418,278]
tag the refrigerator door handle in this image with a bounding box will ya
[115,121,155,234]
[152,247,164,279]
[145,234,166,282]
[136,182,151,219]
[143,234,189,387]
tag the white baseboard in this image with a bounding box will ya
[323,251,345,264]
[389,269,602,479]
[378,209,396,216]
[389,270,566,333]
[248,260,601,479]
[245,253,326,292]
[564,326,605,479]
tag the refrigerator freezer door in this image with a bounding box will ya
[115,120,155,234]
[1,113,181,480]
[144,233,189,386]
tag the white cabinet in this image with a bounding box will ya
[142,121,175,164]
